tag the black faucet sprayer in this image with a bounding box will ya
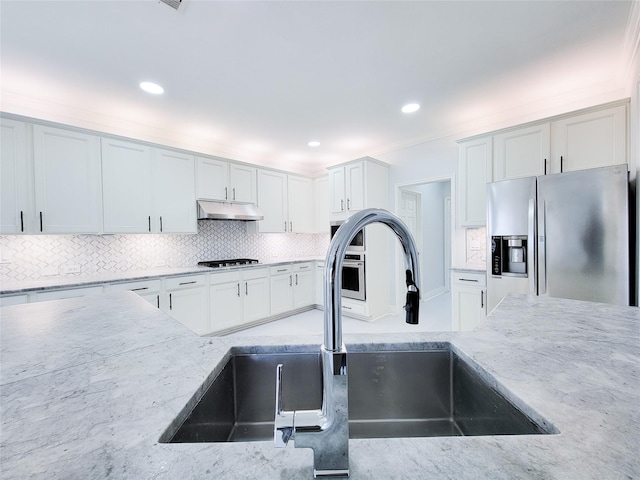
[405,269,420,324]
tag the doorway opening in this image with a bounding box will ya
[396,176,453,331]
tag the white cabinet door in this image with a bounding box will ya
[457,136,492,227]
[33,125,102,233]
[102,138,153,233]
[551,104,627,173]
[328,167,346,214]
[270,267,294,315]
[243,275,270,322]
[196,157,229,201]
[287,175,313,233]
[452,285,486,331]
[166,286,209,335]
[314,262,325,307]
[210,280,243,332]
[1,119,30,234]
[257,169,287,233]
[493,124,550,181]
[152,149,196,233]
[451,271,486,331]
[229,164,257,204]
[345,162,364,212]
[293,264,314,308]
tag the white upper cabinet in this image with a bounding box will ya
[493,124,550,181]
[255,170,314,233]
[257,169,288,232]
[0,119,30,234]
[327,158,388,219]
[287,175,313,233]
[550,104,627,173]
[152,148,196,233]
[102,138,153,233]
[329,162,364,214]
[457,136,492,227]
[33,125,103,233]
[196,156,256,204]
[102,140,196,233]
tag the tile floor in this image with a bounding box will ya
[231,292,452,337]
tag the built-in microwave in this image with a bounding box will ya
[330,221,364,251]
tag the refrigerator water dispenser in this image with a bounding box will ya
[491,235,527,277]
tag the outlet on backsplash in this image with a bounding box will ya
[60,264,81,275]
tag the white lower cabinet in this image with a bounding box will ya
[164,275,208,335]
[270,265,294,315]
[451,270,486,331]
[314,261,325,307]
[0,294,28,307]
[293,262,314,309]
[209,268,270,333]
[109,279,162,308]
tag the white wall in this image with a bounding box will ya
[405,181,451,297]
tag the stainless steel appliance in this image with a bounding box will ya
[198,258,259,268]
[330,221,364,251]
[487,164,630,312]
[341,253,366,301]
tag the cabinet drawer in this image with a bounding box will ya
[342,298,367,316]
[452,271,486,287]
[243,267,269,280]
[165,274,207,290]
[270,264,292,275]
[110,279,162,293]
[209,270,241,285]
[293,262,313,272]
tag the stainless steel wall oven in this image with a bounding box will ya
[341,253,365,301]
[330,221,364,251]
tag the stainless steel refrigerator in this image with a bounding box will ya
[486,164,630,312]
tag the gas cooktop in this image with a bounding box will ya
[198,258,259,268]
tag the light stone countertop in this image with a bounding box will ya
[1,293,638,479]
[0,257,324,295]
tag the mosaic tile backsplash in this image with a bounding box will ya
[465,227,487,266]
[0,221,330,282]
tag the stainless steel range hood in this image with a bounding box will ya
[197,200,264,221]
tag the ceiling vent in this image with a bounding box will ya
[159,0,184,11]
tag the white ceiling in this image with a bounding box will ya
[0,0,637,176]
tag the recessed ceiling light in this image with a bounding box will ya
[140,81,164,95]
[308,141,320,147]
[401,103,420,113]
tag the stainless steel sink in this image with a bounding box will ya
[160,344,556,443]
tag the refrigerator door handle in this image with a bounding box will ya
[528,198,536,294]
[538,199,547,295]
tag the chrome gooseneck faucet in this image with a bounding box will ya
[274,208,421,478]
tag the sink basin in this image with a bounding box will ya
[160,343,556,443]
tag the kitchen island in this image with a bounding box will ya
[1,292,638,479]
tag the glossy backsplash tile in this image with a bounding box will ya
[0,220,330,281]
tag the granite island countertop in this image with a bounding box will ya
[1,293,638,479]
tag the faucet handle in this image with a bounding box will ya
[274,364,294,448]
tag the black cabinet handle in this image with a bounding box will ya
[225,187,228,200]
[560,155,564,173]
[233,187,236,201]
[289,275,292,287]
[237,283,240,297]
[544,159,547,175]
[39,211,43,232]
[179,281,197,286]
[481,291,484,309]
[169,293,172,310]
[245,282,248,295]
[295,274,298,285]
[460,278,478,283]
[156,295,160,308]
[148,216,151,232]
[131,287,149,291]
[159,216,163,232]
[20,211,24,232]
